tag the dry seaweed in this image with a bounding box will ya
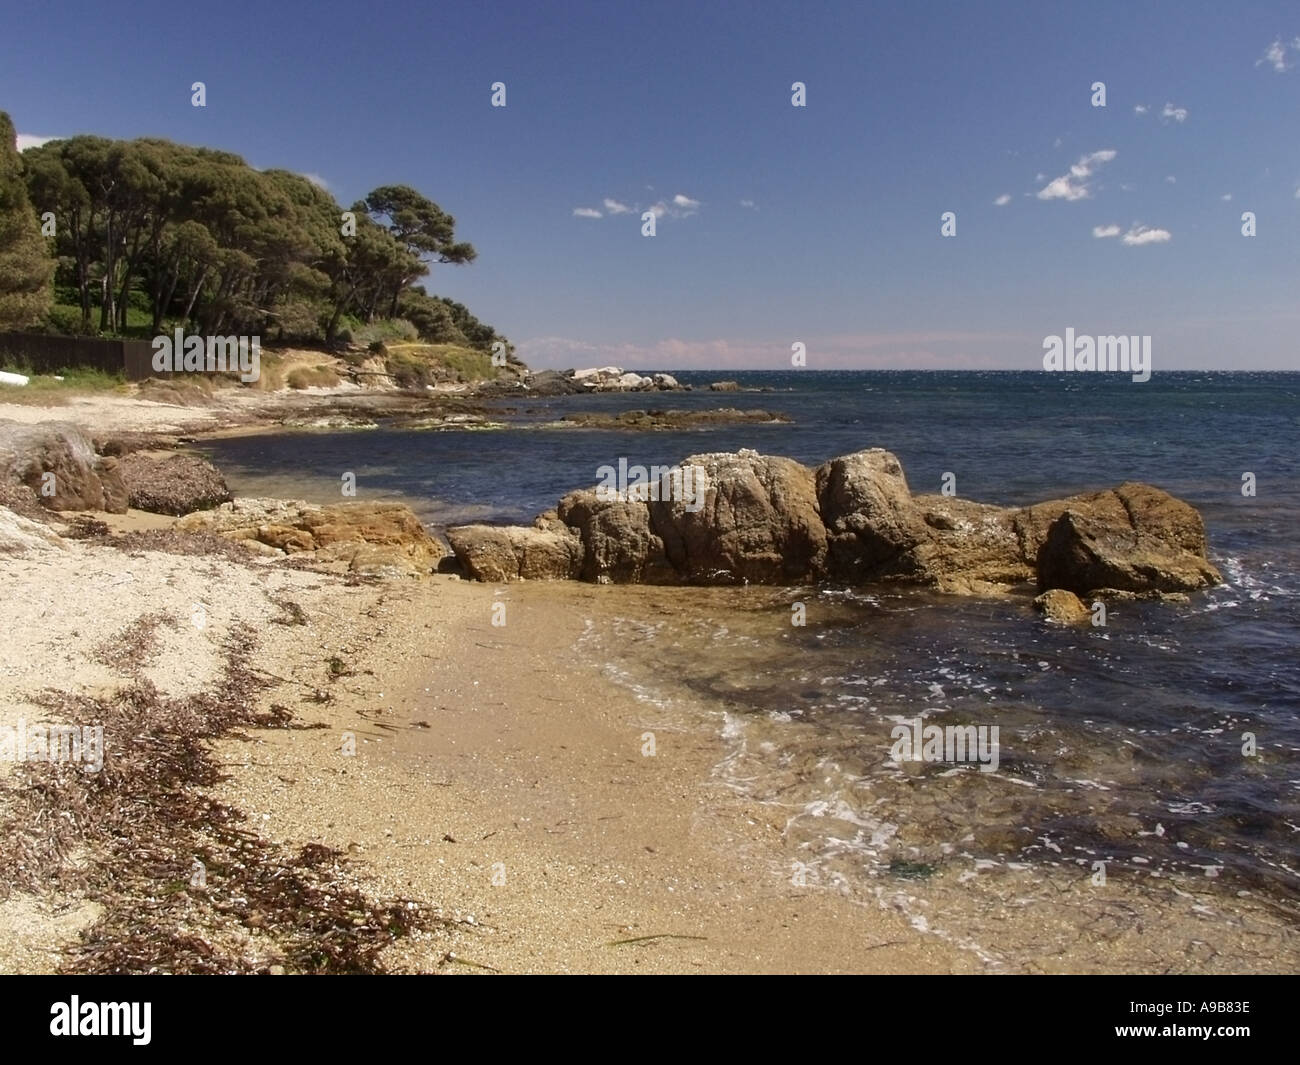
[0,635,444,974]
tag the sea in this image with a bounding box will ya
[199,370,1300,958]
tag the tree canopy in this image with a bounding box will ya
[0,112,56,331]
[12,121,504,351]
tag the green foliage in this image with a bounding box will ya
[11,121,506,357]
[353,317,418,347]
[383,350,431,389]
[382,342,501,388]
[43,303,85,335]
[0,112,55,330]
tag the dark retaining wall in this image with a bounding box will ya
[0,332,156,381]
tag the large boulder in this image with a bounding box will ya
[0,420,127,513]
[1035,482,1220,596]
[178,498,444,577]
[815,449,930,580]
[118,452,231,516]
[445,521,583,581]
[555,491,672,583]
[909,495,1033,593]
[648,449,826,584]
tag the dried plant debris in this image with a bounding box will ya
[0,636,443,974]
[269,597,309,626]
[101,527,260,563]
[91,611,175,676]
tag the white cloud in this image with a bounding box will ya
[1258,38,1291,72]
[301,172,329,190]
[1038,176,1090,201]
[1161,102,1188,123]
[739,198,757,210]
[603,198,632,215]
[1294,185,1300,199]
[1134,104,1149,115]
[1121,223,1172,246]
[1038,149,1116,201]
[1165,175,1177,184]
[16,133,58,151]
[573,207,602,218]
[1034,172,1046,183]
[1221,193,1233,201]
[638,195,701,221]
[1092,224,1121,238]
[993,193,1011,206]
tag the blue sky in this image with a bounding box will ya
[2,0,1298,369]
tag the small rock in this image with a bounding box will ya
[1033,588,1091,624]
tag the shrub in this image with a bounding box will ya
[354,318,419,347]
[286,365,342,390]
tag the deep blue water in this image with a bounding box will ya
[200,371,1300,904]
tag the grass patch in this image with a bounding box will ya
[0,367,128,404]
[382,343,499,388]
[286,365,342,390]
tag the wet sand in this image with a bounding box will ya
[209,578,1300,973]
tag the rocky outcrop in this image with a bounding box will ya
[444,519,583,582]
[1034,483,1219,596]
[0,421,128,513]
[555,492,673,583]
[817,449,930,580]
[177,498,444,577]
[118,452,232,516]
[551,408,790,431]
[648,451,827,584]
[446,447,1221,601]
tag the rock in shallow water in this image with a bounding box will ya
[446,447,1221,602]
[1033,588,1092,624]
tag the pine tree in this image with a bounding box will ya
[0,112,55,330]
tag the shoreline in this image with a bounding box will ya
[1,391,1296,973]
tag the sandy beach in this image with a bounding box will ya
[2,384,1298,975]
